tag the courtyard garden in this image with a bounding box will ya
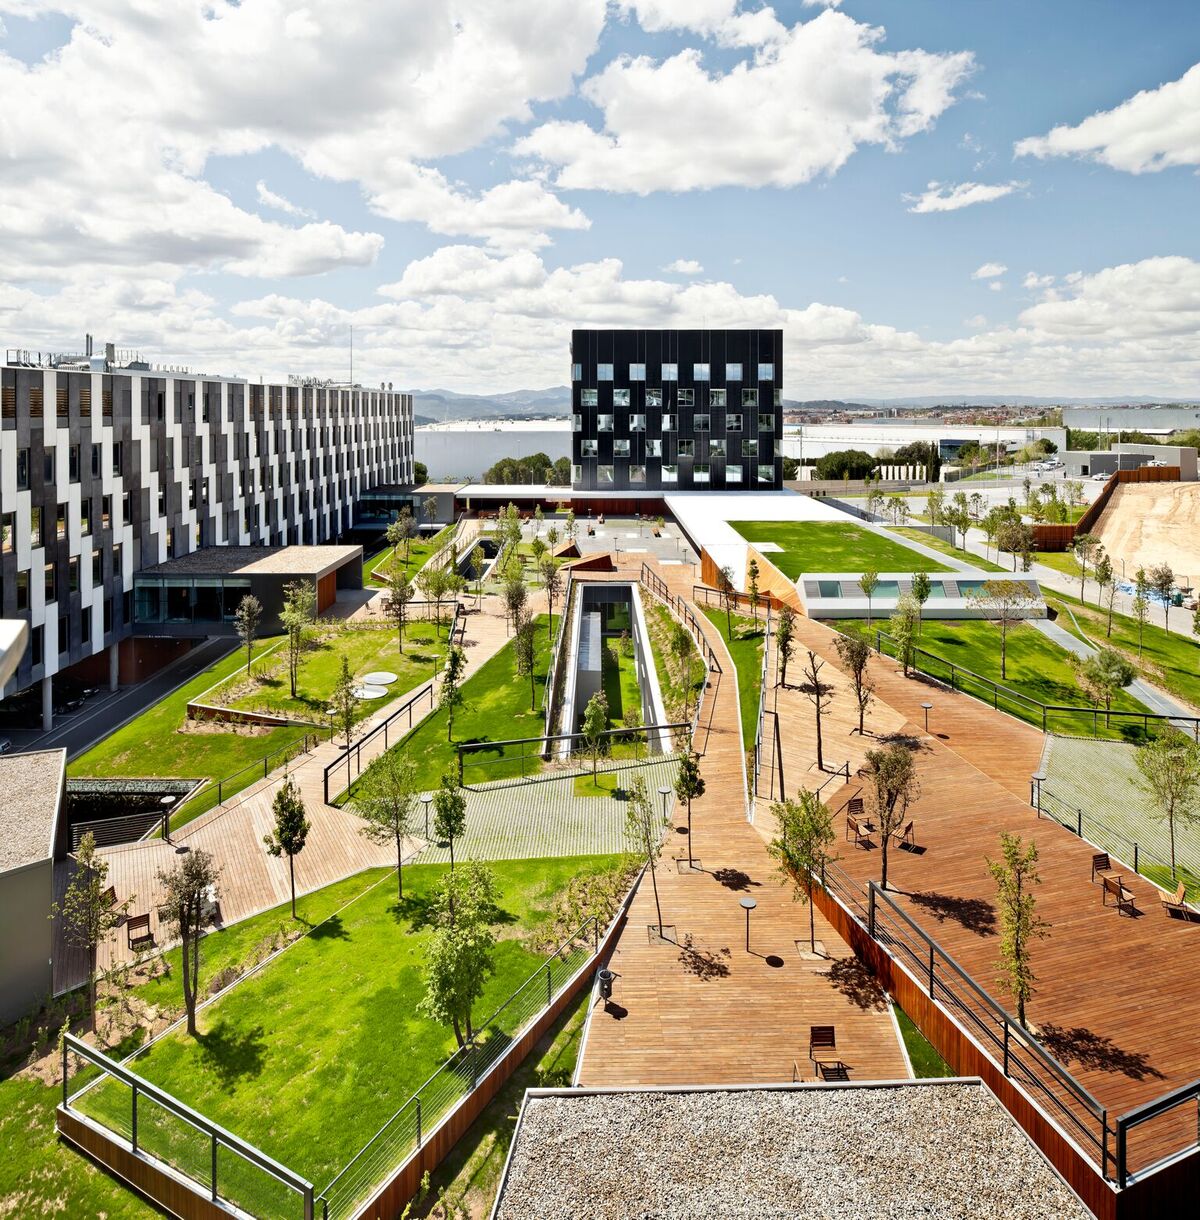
[729,520,952,580]
[367,520,456,587]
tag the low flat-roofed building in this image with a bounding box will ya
[0,748,67,1023]
[798,570,1045,620]
[132,544,363,635]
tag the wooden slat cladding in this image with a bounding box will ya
[1,384,14,419]
[79,384,91,416]
[28,384,42,417]
[57,385,69,419]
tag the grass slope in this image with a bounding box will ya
[701,607,764,748]
[730,520,951,580]
[890,527,1008,573]
[894,1006,953,1078]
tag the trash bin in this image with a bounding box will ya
[598,968,614,1001]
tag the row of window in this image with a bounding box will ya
[574,411,775,433]
[8,545,122,609]
[579,387,780,408]
[579,438,774,459]
[572,462,776,486]
[573,362,775,383]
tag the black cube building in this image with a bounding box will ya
[570,329,783,493]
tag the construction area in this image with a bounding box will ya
[1094,483,1200,586]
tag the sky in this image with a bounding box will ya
[0,0,1198,398]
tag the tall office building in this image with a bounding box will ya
[1,343,413,724]
[570,329,784,492]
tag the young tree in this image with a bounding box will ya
[864,742,921,892]
[718,564,736,636]
[1094,553,1116,639]
[834,632,875,735]
[540,554,562,634]
[767,790,835,955]
[1072,533,1102,604]
[889,593,920,677]
[1132,729,1200,882]
[233,594,263,673]
[1132,568,1151,657]
[926,487,945,525]
[799,649,834,772]
[423,495,438,528]
[859,567,880,629]
[1148,562,1176,631]
[530,535,548,571]
[996,519,1033,571]
[52,832,132,1030]
[547,523,560,550]
[420,860,498,1047]
[966,579,1040,680]
[674,751,705,869]
[330,656,358,747]
[623,705,644,759]
[386,569,414,653]
[385,512,405,562]
[775,604,796,687]
[564,509,577,544]
[1070,648,1134,728]
[747,558,761,622]
[502,560,527,636]
[439,644,467,741]
[356,751,420,899]
[626,775,668,935]
[581,689,609,780]
[969,492,985,522]
[280,580,316,698]
[158,849,222,1037]
[263,776,310,919]
[533,504,543,536]
[910,570,932,637]
[986,832,1048,1029]
[670,622,695,714]
[396,508,419,565]
[433,777,468,875]
[513,607,538,710]
[469,544,486,600]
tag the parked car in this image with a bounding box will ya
[1091,472,1109,481]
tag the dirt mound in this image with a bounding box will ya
[1094,483,1200,584]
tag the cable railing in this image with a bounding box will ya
[61,1034,314,1219]
[315,918,601,1220]
[323,682,435,804]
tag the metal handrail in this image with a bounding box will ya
[1115,1076,1200,1187]
[323,683,434,803]
[541,572,576,730]
[62,1034,314,1217]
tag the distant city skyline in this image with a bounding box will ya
[0,1,1197,397]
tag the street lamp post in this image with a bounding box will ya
[740,897,757,953]
[420,793,433,839]
[1030,771,1046,812]
[921,702,933,734]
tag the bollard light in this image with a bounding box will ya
[740,896,757,953]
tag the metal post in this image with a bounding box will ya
[1077,808,1083,837]
[1101,1110,1109,1181]
[1116,1121,1127,1189]
[546,962,553,1007]
[868,884,876,939]
[211,1133,218,1201]
[61,1038,69,1108]
[131,1083,138,1153]
[1134,843,1139,875]
[928,944,935,999]
[416,1096,422,1148]
[1003,1021,1010,1076]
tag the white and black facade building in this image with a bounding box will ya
[1,349,413,727]
[570,329,784,493]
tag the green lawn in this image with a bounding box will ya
[644,603,705,724]
[1045,589,1200,713]
[730,520,951,579]
[702,607,765,748]
[368,537,440,586]
[1033,549,1084,579]
[601,638,641,727]
[890,527,1008,573]
[837,617,1151,739]
[215,621,450,726]
[74,856,623,1214]
[69,645,311,830]
[353,614,553,793]
[894,1005,953,1078]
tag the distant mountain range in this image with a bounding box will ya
[409,386,1198,422]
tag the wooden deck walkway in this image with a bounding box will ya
[52,600,513,992]
[769,613,1200,1176]
[577,563,909,1087]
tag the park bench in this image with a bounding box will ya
[126,914,154,951]
[1102,874,1137,917]
[889,821,917,851]
[1091,852,1119,884]
[1162,882,1193,919]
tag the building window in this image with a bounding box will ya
[57,504,67,540]
[758,362,774,380]
[630,414,646,432]
[613,388,631,407]
[662,362,678,381]
[113,543,122,578]
[102,496,111,529]
[647,438,662,457]
[69,445,80,482]
[614,439,630,457]
[58,615,68,655]
[727,464,743,483]
[31,624,43,666]
[45,562,56,601]
[758,463,775,482]
[677,389,694,407]
[92,553,102,585]
[157,488,165,516]
[774,389,783,406]
[571,464,582,483]
[0,513,12,552]
[629,464,646,484]
[661,464,678,484]
[17,571,29,611]
[597,464,614,485]
[69,557,79,593]
[758,413,774,431]
[45,452,55,483]
[694,463,710,484]
[81,611,90,645]
[742,388,758,408]
[710,389,726,407]
[597,414,614,432]
[572,413,582,431]
[80,501,90,535]
[646,388,663,408]
[693,363,710,381]
[727,413,742,431]
[16,448,29,490]
[629,363,646,380]
[571,363,582,380]
[112,442,123,475]
[693,414,710,432]
[123,491,133,524]
[743,438,758,457]
[91,444,101,477]
[662,413,676,431]
[710,438,726,457]
[30,506,41,545]
[597,363,614,381]
[678,439,694,457]
[581,388,598,407]
[582,439,598,457]
[726,363,742,381]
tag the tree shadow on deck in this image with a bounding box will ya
[711,868,760,892]
[677,934,731,981]
[908,890,997,936]
[818,957,888,1012]
[1039,1023,1165,1081]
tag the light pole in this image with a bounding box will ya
[1030,771,1046,813]
[740,897,757,953]
[658,784,678,865]
[420,793,433,839]
[920,702,933,734]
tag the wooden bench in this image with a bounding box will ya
[126,914,154,951]
[809,1026,838,1077]
[889,821,916,850]
[1091,852,1119,884]
[846,815,873,849]
[1102,874,1137,916]
[1162,882,1193,919]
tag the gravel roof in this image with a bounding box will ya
[0,749,66,872]
[494,1084,1089,1220]
[141,544,361,577]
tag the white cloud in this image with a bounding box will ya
[1015,62,1200,173]
[619,1,787,48]
[972,262,1007,280]
[1023,272,1054,291]
[988,281,1003,293]
[515,9,974,194]
[963,314,988,330]
[906,179,1026,213]
[255,181,315,219]
[663,258,703,274]
[802,0,843,8]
